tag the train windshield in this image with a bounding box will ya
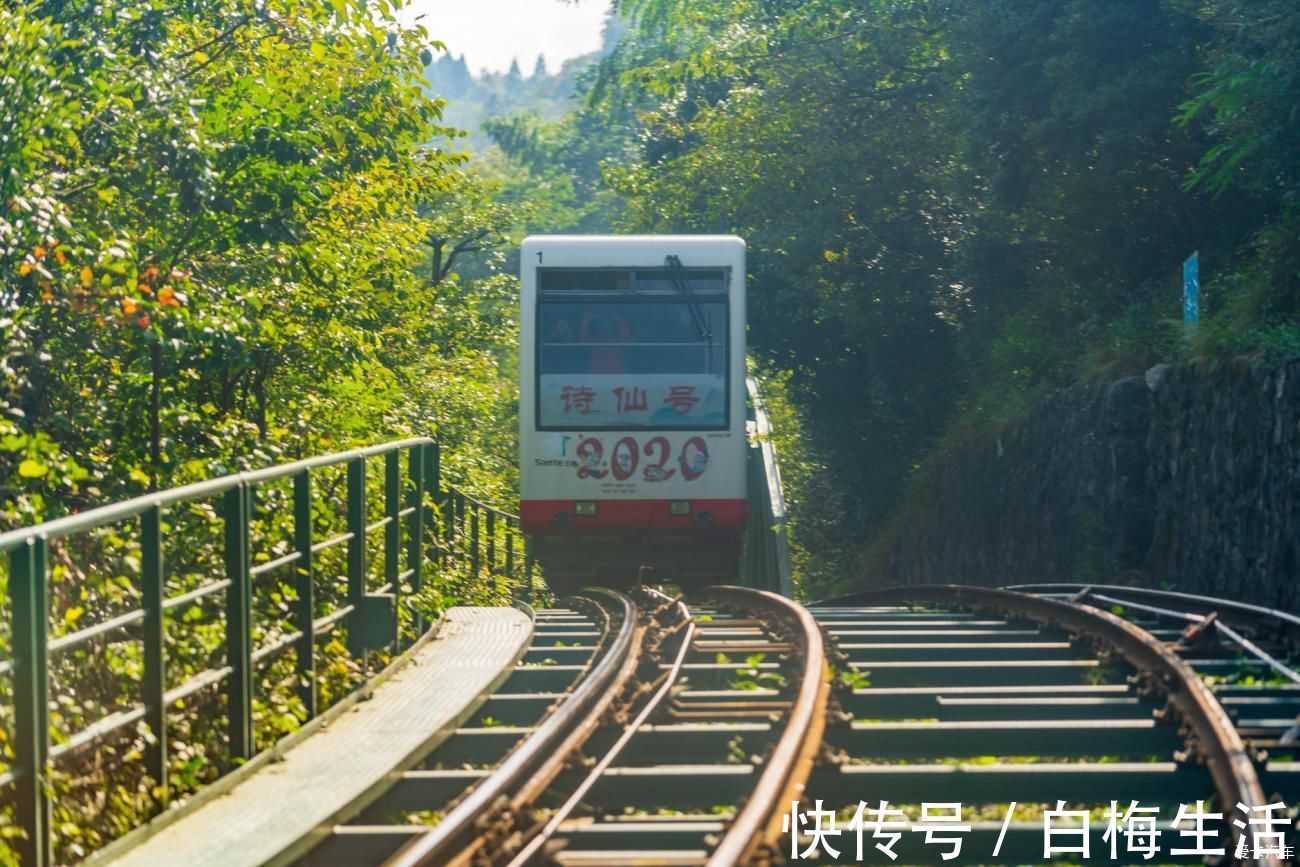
[536,269,729,430]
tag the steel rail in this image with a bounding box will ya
[823,584,1279,867]
[1058,591,1300,686]
[384,589,643,867]
[1212,622,1300,687]
[270,603,595,867]
[1014,584,1300,684]
[1007,582,1300,632]
[497,584,826,866]
[505,591,696,866]
[705,585,829,867]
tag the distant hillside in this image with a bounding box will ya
[423,19,624,151]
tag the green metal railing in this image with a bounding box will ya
[740,377,794,596]
[439,486,538,604]
[0,437,535,866]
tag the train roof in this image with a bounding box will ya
[521,235,745,265]
[523,234,744,245]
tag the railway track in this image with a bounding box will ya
[806,585,1298,866]
[292,581,1297,866]
[299,595,639,865]
[299,586,827,867]
[1014,585,1300,801]
[499,586,828,867]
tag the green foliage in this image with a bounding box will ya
[749,365,857,598]
[547,0,1300,591]
[1176,1,1300,208]
[591,0,978,578]
[479,102,633,239]
[0,0,526,859]
[420,170,527,285]
[717,652,786,691]
[0,0,525,515]
[833,667,871,691]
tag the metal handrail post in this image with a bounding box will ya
[470,507,481,579]
[11,537,51,867]
[293,471,317,717]
[346,457,367,657]
[407,445,427,641]
[141,504,168,804]
[224,484,254,763]
[381,451,402,648]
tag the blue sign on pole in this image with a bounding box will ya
[1183,251,1199,326]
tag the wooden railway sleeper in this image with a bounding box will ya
[695,641,795,654]
[454,588,826,867]
[387,591,646,867]
[668,700,793,717]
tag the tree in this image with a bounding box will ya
[421,172,527,285]
[0,1,528,857]
[567,0,1299,591]
[0,0,516,520]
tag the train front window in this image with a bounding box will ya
[536,270,729,430]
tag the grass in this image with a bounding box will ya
[715,652,788,691]
[832,665,872,690]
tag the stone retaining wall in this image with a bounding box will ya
[878,358,1300,613]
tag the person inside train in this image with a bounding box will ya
[547,316,575,343]
[579,307,632,373]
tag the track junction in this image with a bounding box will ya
[102,582,1300,865]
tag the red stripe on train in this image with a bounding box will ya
[519,499,746,534]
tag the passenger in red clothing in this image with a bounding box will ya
[579,308,632,373]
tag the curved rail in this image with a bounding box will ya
[462,584,829,866]
[505,590,696,865]
[501,587,826,863]
[1006,582,1300,632]
[1011,583,1300,686]
[706,586,829,867]
[385,589,643,867]
[823,584,1278,866]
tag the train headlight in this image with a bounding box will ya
[574,501,598,517]
[669,500,692,516]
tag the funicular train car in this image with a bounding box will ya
[518,235,747,588]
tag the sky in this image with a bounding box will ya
[402,0,613,75]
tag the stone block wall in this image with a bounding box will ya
[877,358,1300,613]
